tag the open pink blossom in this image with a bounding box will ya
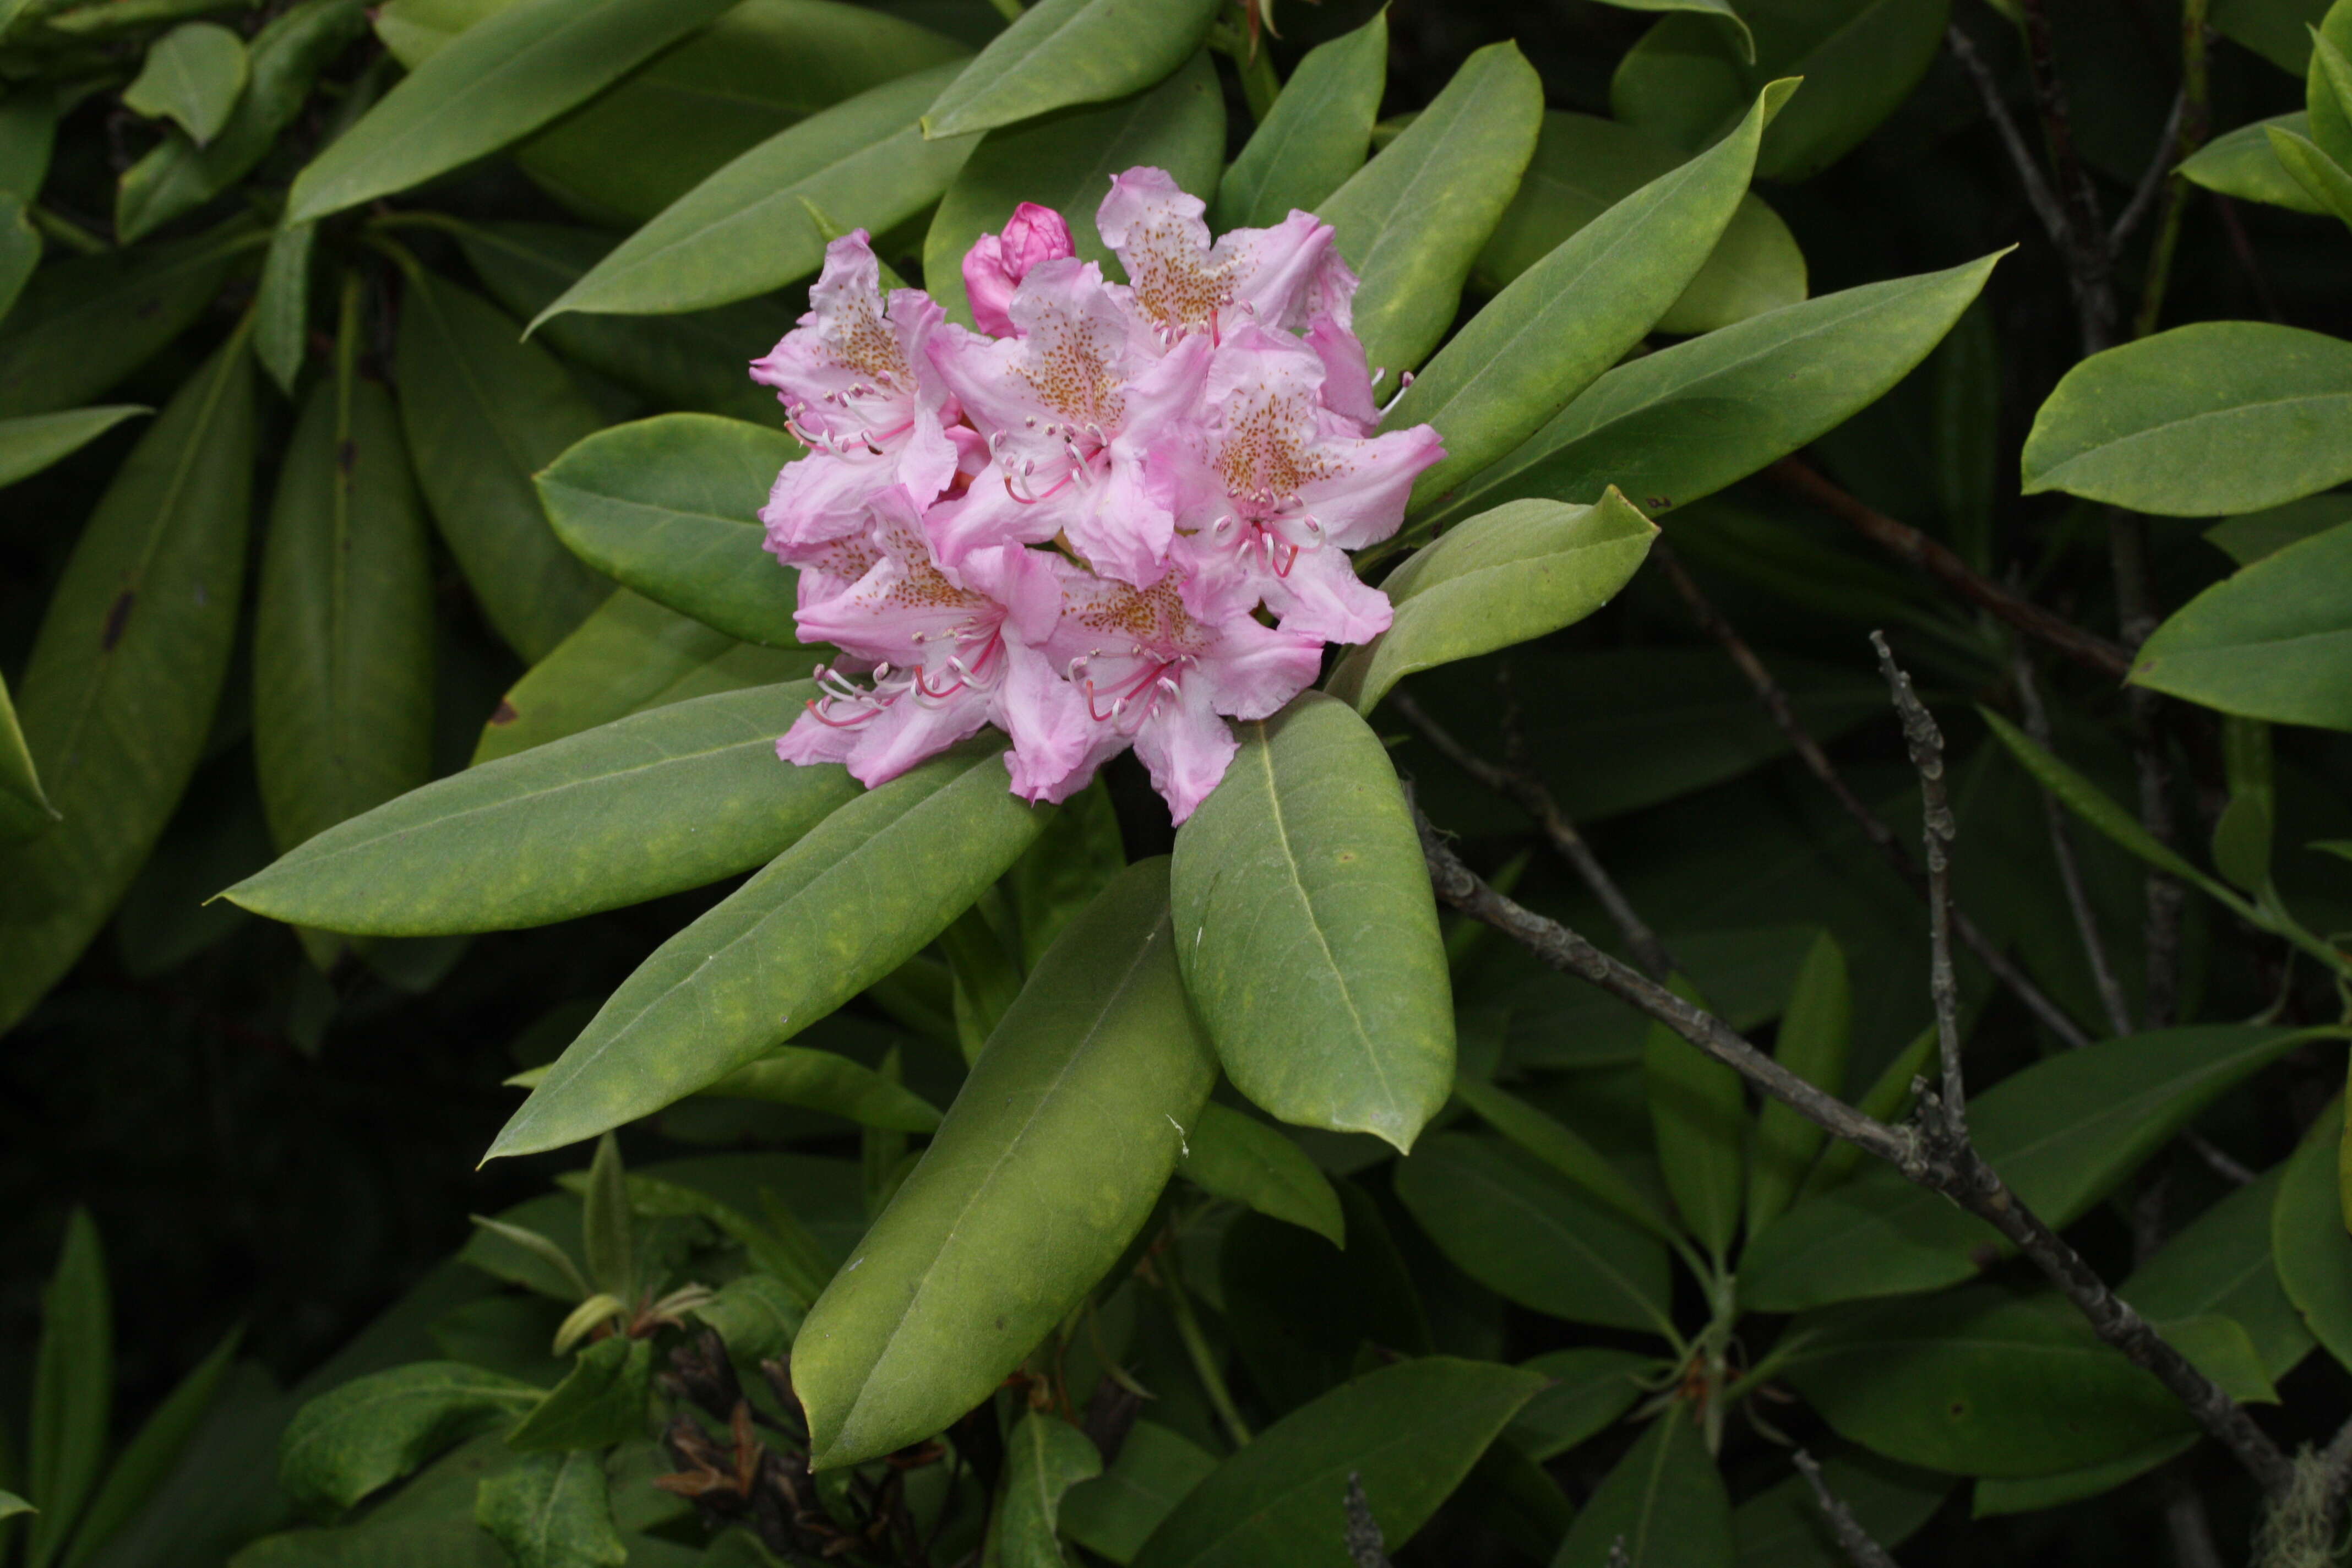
[962,202,1076,338]
[1098,168,1348,344]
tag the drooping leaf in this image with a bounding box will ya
[1552,1411,1733,1568]
[1967,1436,2198,1519]
[1004,776,1126,969]
[693,1273,804,1362]
[473,1450,626,1568]
[1177,1102,1344,1245]
[1746,930,1850,1236]
[989,1411,1103,1568]
[1210,11,1385,232]
[922,51,1224,326]
[0,336,253,1033]
[1170,692,1453,1151]
[1504,1347,1655,1462]
[917,0,1219,139]
[1060,1422,1218,1567]
[505,1337,652,1453]
[1316,41,1544,378]
[0,406,147,490]
[537,415,805,647]
[1326,493,1658,714]
[0,217,252,418]
[2128,519,2352,731]
[1220,1182,1433,1415]
[790,858,1213,1467]
[122,23,248,145]
[2274,1099,2352,1373]
[61,1324,242,1568]
[488,741,1050,1160]
[227,683,856,936]
[2180,113,2326,214]
[1129,1358,1547,1568]
[26,1209,110,1568]
[1450,1072,1680,1243]
[277,1363,538,1513]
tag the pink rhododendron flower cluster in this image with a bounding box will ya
[752,167,1445,823]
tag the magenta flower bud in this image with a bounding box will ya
[963,203,1076,337]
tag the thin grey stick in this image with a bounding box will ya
[1342,1473,1391,1568]
[2112,89,2188,248]
[1793,1451,1901,1568]
[1946,26,2076,260]
[2013,654,2136,1036]
[1872,631,1968,1128]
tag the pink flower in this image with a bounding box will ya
[962,202,1076,338]
[1097,168,1352,345]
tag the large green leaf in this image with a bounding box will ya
[790,858,1212,1467]
[1474,110,1806,339]
[2206,494,2352,565]
[252,222,315,396]
[277,1364,538,1513]
[393,270,607,661]
[1060,1422,1218,1566]
[285,0,739,223]
[1390,85,1784,508]
[1553,1412,1732,1568]
[1316,41,1544,379]
[989,1411,1103,1568]
[537,415,805,647]
[489,741,1049,1159]
[1393,1132,1675,1336]
[1170,692,1453,1151]
[26,1210,110,1568]
[254,370,434,868]
[1219,1183,1432,1415]
[503,1337,651,1452]
[1779,1287,2192,1475]
[536,63,975,323]
[1505,1348,1656,1462]
[1209,11,1385,232]
[2128,519,2352,730]
[1418,254,2001,531]
[1746,931,1850,1237]
[473,1451,624,1568]
[2180,112,2326,214]
[2021,322,2352,515]
[1451,1073,1680,1243]
[1611,0,1948,182]
[1129,1358,1547,1568]
[122,23,248,145]
[0,337,253,1033]
[916,0,1218,139]
[227,683,854,935]
[2274,1100,2352,1373]
[0,219,252,418]
[1177,1102,1344,1246]
[1326,493,1658,713]
[1741,1026,2323,1311]
[923,51,1223,325]
[0,406,147,489]
[1644,990,1747,1260]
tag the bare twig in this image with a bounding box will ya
[2131,0,2212,340]
[1656,549,2095,1050]
[2111,90,2187,249]
[2013,655,2135,1036]
[1390,688,1676,983]
[2018,0,2119,351]
[1763,460,2134,682]
[1793,1451,1901,1568]
[1946,26,2075,261]
[2186,1134,2257,1187]
[1342,1474,1391,1568]
[2214,196,2284,323]
[1873,633,1968,1124]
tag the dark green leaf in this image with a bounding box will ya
[1171,692,1453,1151]
[1005,776,1125,968]
[1220,1182,1431,1414]
[0,86,58,201]
[0,406,147,489]
[0,194,34,325]
[1178,1103,1344,1245]
[2180,113,2324,214]
[505,1337,651,1453]
[467,1212,592,1303]
[581,1135,634,1306]
[1131,1358,1545,1568]
[1450,1074,1680,1243]
[917,0,1219,138]
[2131,519,2352,730]
[1968,1436,2196,1518]
[474,1449,625,1568]
[2270,126,2352,227]
[61,1325,241,1568]
[989,1411,1102,1568]
[1747,931,1850,1236]
[0,219,252,419]
[537,414,805,647]
[791,858,1213,1467]
[700,1046,943,1132]
[489,741,1050,1160]
[1644,994,1746,1260]
[252,223,316,396]
[27,1209,110,1568]
[122,23,247,145]
[1060,1422,1217,1567]
[693,1274,804,1362]
[2274,1099,2352,1372]
[1553,1412,1732,1568]
[278,1363,538,1513]
[1210,11,1385,232]
[2211,0,2327,72]
[1503,1347,1654,1462]
[0,669,52,839]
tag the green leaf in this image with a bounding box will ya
[2206,493,2352,565]
[1392,1133,1675,1337]
[1391,85,1785,508]
[581,1135,635,1306]
[1731,1450,1949,1568]
[252,222,316,396]
[1220,1182,1433,1415]
[393,270,607,661]
[0,1494,30,1523]
[1210,10,1385,232]
[122,23,247,145]
[2212,717,2276,892]
[254,369,435,870]
[0,406,147,490]
[1170,692,1453,1150]
[1130,1357,1547,1568]
[1317,41,1544,378]
[2021,320,2352,515]
[1553,1411,1732,1568]
[2275,1099,2352,1372]
[60,1324,241,1568]
[0,669,53,840]
[1741,1025,2326,1311]
[1177,1102,1344,1245]
[505,1337,652,1453]
[693,1273,805,1361]
[1060,1422,1218,1567]
[489,741,1050,1161]
[2130,519,2352,731]
[536,62,975,323]
[917,0,1219,139]
[1644,996,1746,1260]
[1968,1436,2197,1518]
[700,1046,943,1133]
[1327,492,1658,713]
[2180,113,2326,214]
[791,858,1214,1467]
[26,1210,110,1568]
[1474,111,1806,340]
[1747,930,1850,1237]
[2128,1166,2311,1380]
[279,1363,538,1513]
[116,0,372,243]
[474,1450,626,1568]
[0,335,253,1034]
[537,415,805,647]
[228,682,855,936]
[0,193,35,325]
[1611,0,1948,182]
[0,86,58,201]
[2211,0,2329,73]
[0,217,252,419]
[1005,776,1126,969]
[1504,1347,1655,1462]
[467,1213,593,1303]
[2311,5,2352,166]
[1450,1073,1680,1243]
[286,0,738,223]
[1977,708,2237,903]
[923,51,1223,326]
[1780,1286,2193,1475]
[988,1411,1103,1568]
[1417,253,2002,531]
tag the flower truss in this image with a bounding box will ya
[753,168,1445,823]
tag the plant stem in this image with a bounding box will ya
[1158,1246,1251,1448]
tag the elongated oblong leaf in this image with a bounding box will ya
[490,741,1050,1159]
[286,0,739,222]
[0,671,50,841]
[0,405,147,489]
[1317,41,1543,379]
[1506,1348,1654,1462]
[1170,692,1453,1151]
[1644,998,1746,1260]
[1210,12,1385,232]
[918,0,1218,139]
[1061,1422,1218,1565]
[2128,519,2352,731]
[1553,1412,1732,1568]
[2125,1165,2311,1382]
[1177,1102,1344,1245]
[60,1325,241,1568]
[1327,492,1657,713]
[227,683,854,935]
[538,415,805,647]
[0,218,252,418]
[791,858,1212,1466]
[26,1210,110,1568]
[2022,321,2352,515]
[277,1363,538,1513]
[992,1412,1103,1568]
[1130,1358,1547,1568]
[1746,930,1850,1235]
[2275,1100,2352,1373]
